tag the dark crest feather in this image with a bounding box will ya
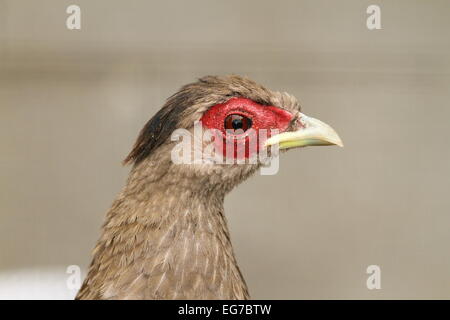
[123,94,188,166]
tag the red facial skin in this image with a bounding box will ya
[200,97,293,159]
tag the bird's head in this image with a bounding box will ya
[124,75,343,194]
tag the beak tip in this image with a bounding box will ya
[335,138,344,148]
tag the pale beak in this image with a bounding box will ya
[265,113,344,149]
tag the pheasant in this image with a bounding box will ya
[76,75,343,300]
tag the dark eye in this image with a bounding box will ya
[224,114,253,132]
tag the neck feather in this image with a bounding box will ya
[77,159,249,300]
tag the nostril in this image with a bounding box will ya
[291,114,306,131]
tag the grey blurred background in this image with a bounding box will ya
[1,0,449,299]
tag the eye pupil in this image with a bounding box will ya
[232,118,243,130]
[224,114,252,132]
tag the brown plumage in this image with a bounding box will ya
[76,75,342,300]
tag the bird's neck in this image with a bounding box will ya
[78,161,249,299]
